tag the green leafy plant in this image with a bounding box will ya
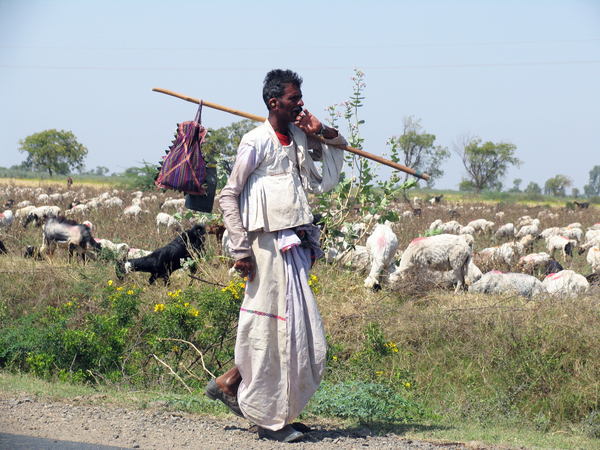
[316,69,417,251]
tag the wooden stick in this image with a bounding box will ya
[152,87,429,181]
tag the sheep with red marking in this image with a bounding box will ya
[397,234,472,293]
[542,270,589,296]
[364,224,398,290]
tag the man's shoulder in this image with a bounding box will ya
[241,123,270,146]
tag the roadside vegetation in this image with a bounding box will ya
[0,178,599,450]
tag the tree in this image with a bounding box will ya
[18,129,88,177]
[524,181,542,194]
[119,161,157,191]
[452,134,522,194]
[508,178,523,193]
[386,116,450,187]
[202,119,257,188]
[583,165,600,197]
[544,174,573,197]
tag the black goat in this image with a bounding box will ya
[0,239,7,255]
[544,259,564,277]
[116,224,206,284]
[574,201,589,209]
[24,245,43,260]
[40,215,100,261]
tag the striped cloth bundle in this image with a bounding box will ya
[155,102,208,195]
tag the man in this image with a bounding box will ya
[206,69,346,442]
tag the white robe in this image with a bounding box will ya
[219,120,345,430]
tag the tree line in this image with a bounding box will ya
[9,123,600,199]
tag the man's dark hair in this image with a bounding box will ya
[262,69,303,108]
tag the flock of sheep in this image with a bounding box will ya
[326,197,599,298]
[0,183,599,300]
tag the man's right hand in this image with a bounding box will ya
[234,256,255,283]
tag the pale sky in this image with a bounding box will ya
[1,0,599,192]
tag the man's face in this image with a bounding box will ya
[275,84,304,123]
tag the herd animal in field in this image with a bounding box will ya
[116,224,207,284]
[1,184,599,298]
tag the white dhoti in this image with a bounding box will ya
[235,228,326,430]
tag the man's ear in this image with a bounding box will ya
[269,98,278,110]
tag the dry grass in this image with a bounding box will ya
[1,180,600,445]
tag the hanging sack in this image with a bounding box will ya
[155,102,209,196]
[185,165,217,213]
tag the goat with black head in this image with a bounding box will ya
[116,224,206,284]
[40,215,101,261]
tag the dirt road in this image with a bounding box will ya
[0,394,519,450]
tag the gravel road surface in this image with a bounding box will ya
[0,394,523,450]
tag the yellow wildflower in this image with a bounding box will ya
[405,382,411,388]
[66,302,72,307]
[172,346,179,352]
[154,304,165,312]
[184,303,189,307]
[117,287,123,291]
[108,280,113,286]
[332,356,338,362]
[127,290,133,295]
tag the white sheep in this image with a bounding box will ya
[408,260,483,290]
[587,246,600,274]
[478,242,524,266]
[546,235,575,260]
[584,229,600,244]
[494,223,515,240]
[65,203,89,217]
[515,219,540,240]
[440,220,462,235]
[0,210,14,231]
[542,270,589,297]
[560,227,583,244]
[103,197,124,208]
[579,235,600,253]
[95,238,130,258]
[459,225,476,236]
[517,252,550,274]
[467,219,495,235]
[539,227,562,241]
[156,212,182,232]
[127,248,152,259]
[516,216,533,229]
[364,224,398,289]
[123,205,143,219]
[469,270,543,297]
[334,245,372,271]
[398,234,472,293]
[429,219,443,230]
[161,198,186,210]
